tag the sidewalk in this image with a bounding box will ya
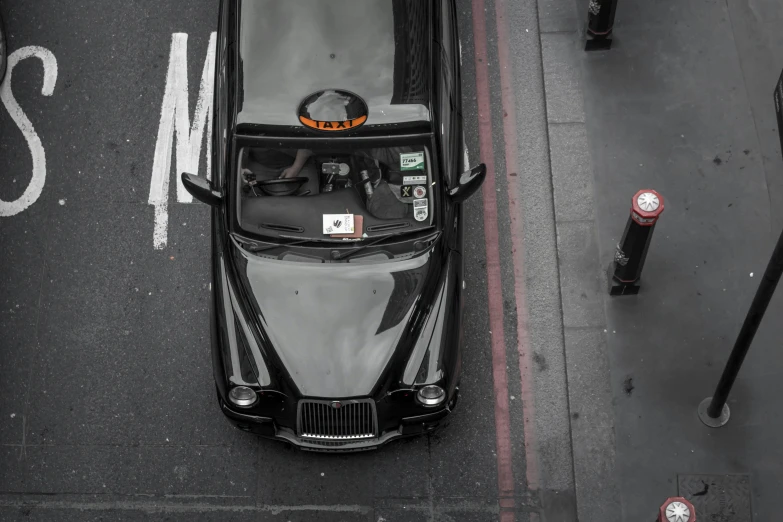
[542,0,783,519]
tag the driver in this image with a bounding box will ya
[243,148,315,181]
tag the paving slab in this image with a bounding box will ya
[549,123,594,222]
[679,474,752,522]
[555,220,604,328]
[539,0,579,34]
[541,34,585,124]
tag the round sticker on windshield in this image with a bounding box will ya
[413,198,429,222]
[413,186,426,198]
[298,90,368,132]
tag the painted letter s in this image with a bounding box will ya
[0,46,58,217]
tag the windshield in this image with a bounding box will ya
[234,140,437,243]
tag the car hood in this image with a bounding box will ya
[232,246,441,397]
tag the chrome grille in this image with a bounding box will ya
[297,399,377,440]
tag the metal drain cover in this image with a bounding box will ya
[678,474,752,521]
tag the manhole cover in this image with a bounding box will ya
[678,474,752,521]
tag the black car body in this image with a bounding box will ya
[183,0,485,452]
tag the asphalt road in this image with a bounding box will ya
[0,1,545,520]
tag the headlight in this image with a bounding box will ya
[417,385,445,407]
[229,386,258,408]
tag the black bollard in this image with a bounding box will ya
[608,190,664,296]
[585,0,620,51]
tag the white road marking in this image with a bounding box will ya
[463,132,469,171]
[149,32,216,249]
[0,46,58,217]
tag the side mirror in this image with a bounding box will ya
[448,163,486,203]
[182,173,222,206]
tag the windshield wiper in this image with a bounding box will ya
[248,239,312,253]
[331,230,438,261]
[230,233,316,254]
[231,233,260,248]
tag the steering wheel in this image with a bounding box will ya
[255,177,308,197]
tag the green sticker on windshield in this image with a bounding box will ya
[400,152,425,171]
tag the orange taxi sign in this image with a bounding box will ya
[297,89,368,132]
[298,115,368,131]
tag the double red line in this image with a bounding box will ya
[470,0,540,519]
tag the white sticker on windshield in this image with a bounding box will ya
[400,152,425,171]
[403,175,427,185]
[323,214,354,235]
[413,199,428,222]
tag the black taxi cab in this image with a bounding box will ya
[182,0,486,451]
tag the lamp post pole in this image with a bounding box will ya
[698,226,783,426]
[698,67,783,427]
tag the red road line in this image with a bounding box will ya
[494,0,541,491]
[470,0,516,520]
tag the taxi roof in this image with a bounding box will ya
[236,0,432,133]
